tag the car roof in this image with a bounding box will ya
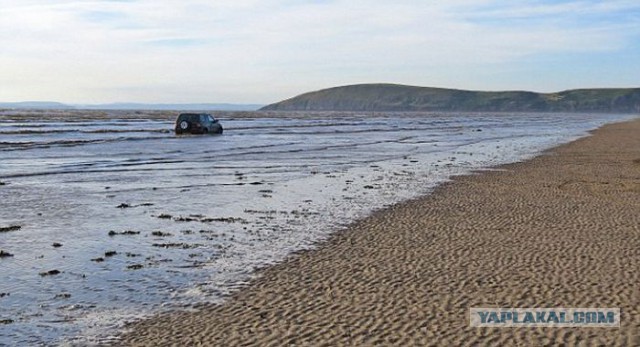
[176,113,217,121]
[178,112,211,116]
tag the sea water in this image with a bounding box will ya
[0,111,635,346]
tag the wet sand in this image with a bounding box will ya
[118,119,640,346]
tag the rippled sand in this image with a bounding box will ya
[116,119,639,346]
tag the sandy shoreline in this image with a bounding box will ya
[117,118,640,346]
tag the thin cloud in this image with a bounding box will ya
[0,0,638,103]
[467,0,640,19]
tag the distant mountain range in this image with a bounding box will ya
[260,84,640,113]
[0,102,263,111]
[0,101,75,109]
[6,84,640,113]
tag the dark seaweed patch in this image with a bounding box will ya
[173,216,198,222]
[118,202,154,208]
[152,243,201,249]
[108,230,140,236]
[0,225,21,233]
[151,231,172,237]
[200,217,248,224]
[39,269,61,277]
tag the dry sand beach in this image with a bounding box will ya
[118,119,640,346]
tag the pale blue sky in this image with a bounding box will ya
[0,0,638,104]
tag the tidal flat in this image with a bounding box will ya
[0,110,634,345]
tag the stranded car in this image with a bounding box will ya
[174,113,223,135]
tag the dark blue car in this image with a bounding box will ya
[175,113,223,135]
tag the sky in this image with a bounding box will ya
[0,0,639,104]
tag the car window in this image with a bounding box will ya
[178,114,199,122]
[208,115,214,122]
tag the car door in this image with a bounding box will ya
[198,114,208,130]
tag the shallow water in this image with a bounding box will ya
[0,111,635,346]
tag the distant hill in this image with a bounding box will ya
[0,102,262,111]
[0,101,74,109]
[260,84,640,113]
[75,103,263,111]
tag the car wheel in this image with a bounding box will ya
[180,121,190,130]
[202,128,209,134]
